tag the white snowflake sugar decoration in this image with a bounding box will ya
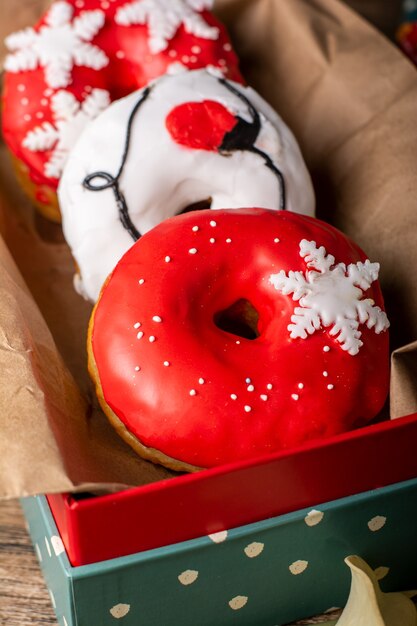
[115,0,219,54]
[270,239,389,355]
[22,89,110,178]
[4,1,108,88]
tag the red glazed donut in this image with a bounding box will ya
[2,0,241,220]
[88,208,390,472]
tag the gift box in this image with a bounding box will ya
[1,0,417,624]
[23,478,417,626]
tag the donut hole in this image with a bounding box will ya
[214,298,260,340]
[177,198,212,215]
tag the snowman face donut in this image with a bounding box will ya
[88,208,390,472]
[59,69,315,301]
[2,0,240,217]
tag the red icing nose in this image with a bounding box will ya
[165,100,237,151]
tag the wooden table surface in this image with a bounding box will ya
[0,500,56,625]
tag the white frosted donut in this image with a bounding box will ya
[59,68,315,301]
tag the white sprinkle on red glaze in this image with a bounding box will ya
[134,322,141,329]
[153,316,162,323]
[210,220,217,227]
[323,346,330,352]
[244,405,252,413]
[192,226,199,232]
[274,238,280,243]
[198,378,205,384]
[149,335,156,343]
[163,361,170,367]
[247,384,255,392]
[137,331,144,339]
[135,365,140,371]
[260,394,268,401]
[139,278,145,284]
[267,384,273,390]
[298,383,304,389]
[210,238,216,243]
[226,238,232,243]
[323,371,329,377]
[327,384,334,390]
[190,389,197,396]
[165,256,171,263]
[291,394,299,401]
[245,377,251,384]
[230,394,237,400]
[189,248,198,255]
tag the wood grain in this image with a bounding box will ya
[0,500,57,625]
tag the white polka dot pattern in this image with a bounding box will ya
[51,534,65,556]
[289,560,309,575]
[304,509,324,527]
[368,516,387,532]
[244,542,264,558]
[228,595,248,610]
[110,603,131,619]
[208,530,228,543]
[178,569,199,585]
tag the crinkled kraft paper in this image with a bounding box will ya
[0,0,416,497]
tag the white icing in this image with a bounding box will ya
[59,69,315,301]
[270,239,390,355]
[166,61,188,75]
[22,89,110,179]
[115,0,218,54]
[4,1,108,88]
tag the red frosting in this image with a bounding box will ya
[91,208,390,468]
[2,0,242,191]
[166,100,237,151]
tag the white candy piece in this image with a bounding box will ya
[59,69,315,301]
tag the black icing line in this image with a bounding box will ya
[83,86,152,242]
[217,78,286,211]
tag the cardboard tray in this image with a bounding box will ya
[24,478,417,626]
[47,410,417,566]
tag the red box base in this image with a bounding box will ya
[48,412,417,566]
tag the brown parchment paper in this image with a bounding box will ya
[0,0,416,498]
